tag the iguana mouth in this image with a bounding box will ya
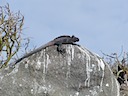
[76,38,79,42]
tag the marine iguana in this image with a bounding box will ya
[9,35,79,67]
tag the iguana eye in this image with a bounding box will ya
[72,35,75,38]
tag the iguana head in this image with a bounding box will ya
[71,35,79,42]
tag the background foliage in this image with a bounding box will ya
[0,3,24,68]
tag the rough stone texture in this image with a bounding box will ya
[0,45,120,96]
[120,84,128,96]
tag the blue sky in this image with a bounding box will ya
[1,0,128,56]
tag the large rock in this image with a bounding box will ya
[0,45,120,96]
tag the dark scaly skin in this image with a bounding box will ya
[9,35,79,67]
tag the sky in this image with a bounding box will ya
[0,0,128,57]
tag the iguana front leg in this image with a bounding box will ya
[55,43,66,54]
[57,44,66,53]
